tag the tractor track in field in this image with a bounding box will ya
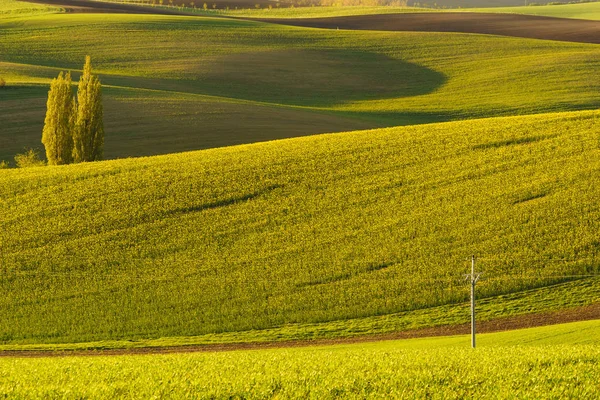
[2,303,599,358]
[19,0,600,44]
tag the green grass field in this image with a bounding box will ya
[1,4,600,398]
[2,2,600,163]
[0,0,57,14]
[1,321,600,398]
[471,1,600,20]
[2,0,600,383]
[2,109,599,344]
[0,276,598,350]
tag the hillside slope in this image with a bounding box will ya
[1,110,599,343]
[2,4,600,162]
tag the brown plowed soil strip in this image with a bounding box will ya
[19,1,600,44]
[254,13,600,44]
[2,303,599,358]
[21,0,280,14]
[21,0,195,14]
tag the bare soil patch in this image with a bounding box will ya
[254,13,600,44]
[2,303,599,357]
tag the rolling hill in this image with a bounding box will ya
[2,1,600,163]
[1,109,599,344]
[1,2,600,399]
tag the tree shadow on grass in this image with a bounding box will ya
[197,48,447,107]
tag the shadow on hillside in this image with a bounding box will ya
[195,49,447,107]
[0,85,459,163]
[169,184,283,216]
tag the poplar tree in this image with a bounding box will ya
[41,72,75,165]
[73,56,104,163]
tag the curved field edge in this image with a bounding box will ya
[1,326,600,399]
[1,109,600,345]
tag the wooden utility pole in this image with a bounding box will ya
[466,255,481,348]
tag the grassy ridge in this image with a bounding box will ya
[2,8,599,161]
[1,110,599,343]
[2,321,600,398]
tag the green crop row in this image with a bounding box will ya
[1,109,599,344]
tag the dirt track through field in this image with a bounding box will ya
[2,303,599,357]
[254,13,600,44]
